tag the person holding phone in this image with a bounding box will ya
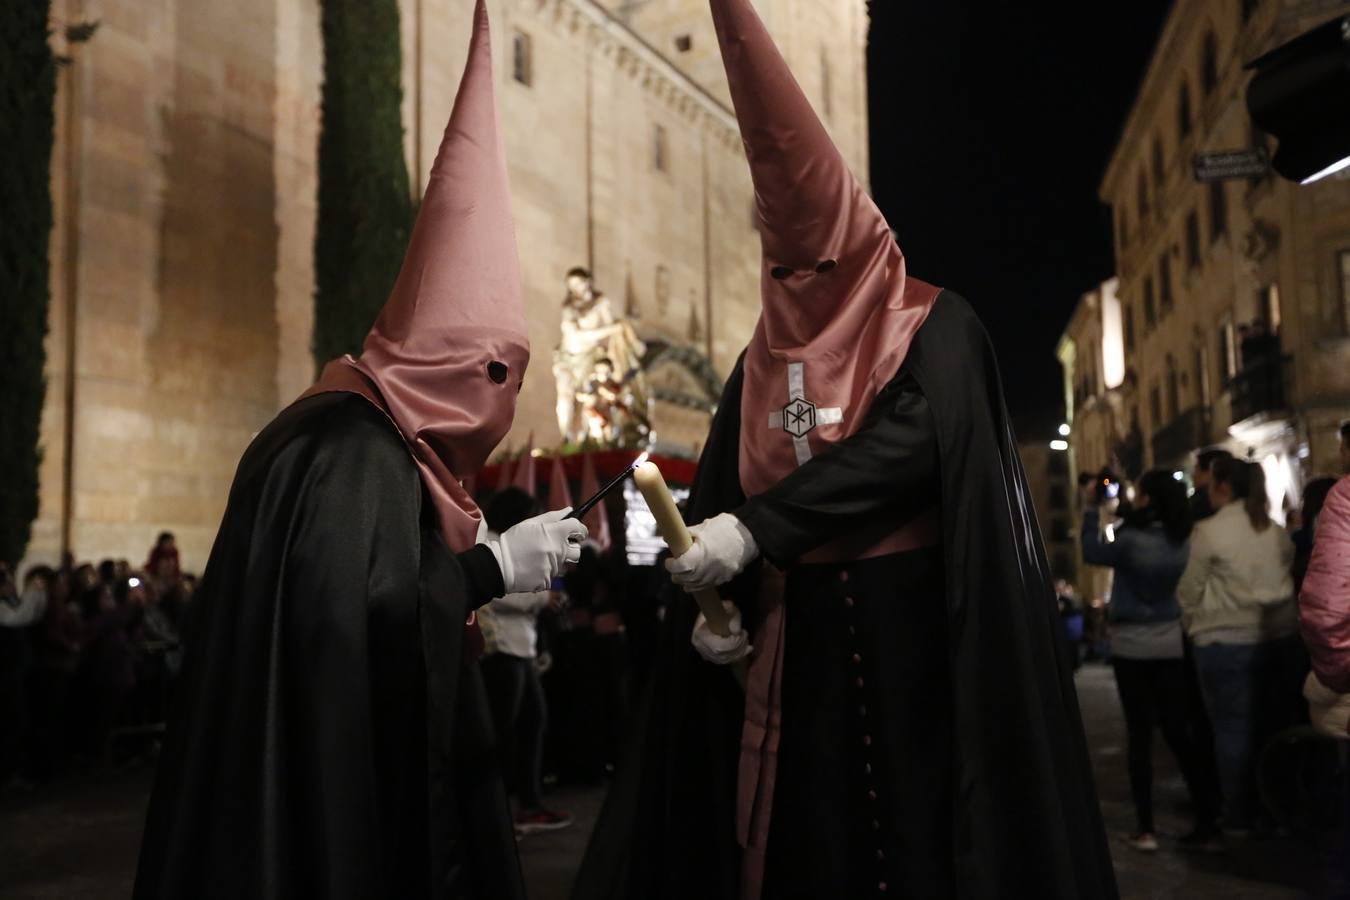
[1080,471,1222,852]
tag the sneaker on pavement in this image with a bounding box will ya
[514,808,574,835]
[1126,832,1159,853]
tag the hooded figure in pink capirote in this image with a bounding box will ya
[574,1,1116,898]
[135,4,585,897]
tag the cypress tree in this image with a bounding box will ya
[314,0,414,369]
[0,2,57,566]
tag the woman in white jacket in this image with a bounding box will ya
[1177,458,1307,834]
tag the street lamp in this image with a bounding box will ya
[1058,423,1071,437]
[1050,439,1069,451]
[1246,14,1350,184]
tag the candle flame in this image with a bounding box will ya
[634,450,650,468]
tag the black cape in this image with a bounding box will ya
[573,291,1118,899]
[134,393,525,900]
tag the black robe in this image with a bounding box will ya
[573,291,1118,899]
[134,393,525,900]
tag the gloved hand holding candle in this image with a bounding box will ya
[632,461,753,678]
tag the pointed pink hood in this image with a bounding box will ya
[306,0,527,553]
[711,0,938,500]
[713,6,942,896]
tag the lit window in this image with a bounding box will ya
[1218,315,1237,384]
[1263,283,1281,333]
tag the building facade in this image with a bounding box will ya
[1085,0,1350,523]
[1018,440,1076,583]
[1057,279,1134,603]
[27,0,870,570]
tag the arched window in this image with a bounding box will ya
[1137,171,1150,222]
[1152,139,1165,187]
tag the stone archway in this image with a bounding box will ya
[641,341,724,458]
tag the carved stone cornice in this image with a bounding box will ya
[533,0,742,149]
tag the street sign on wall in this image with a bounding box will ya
[1193,148,1270,182]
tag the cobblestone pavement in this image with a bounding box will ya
[1,662,1342,898]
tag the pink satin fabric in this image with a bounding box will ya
[736,566,786,900]
[709,0,938,501]
[305,0,526,555]
[1300,477,1350,693]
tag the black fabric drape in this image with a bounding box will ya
[573,291,1117,899]
[134,393,523,900]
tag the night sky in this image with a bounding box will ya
[867,2,1173,435]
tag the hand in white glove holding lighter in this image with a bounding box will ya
[663,512,759,593]
[482,509,588,595]
[691,599,753,665]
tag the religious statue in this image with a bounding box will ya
[553,267,651,447]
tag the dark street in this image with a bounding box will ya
[1,664,1339,899]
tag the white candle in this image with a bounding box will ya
[633,461,734,637]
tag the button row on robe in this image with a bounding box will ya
[840,579,888,895]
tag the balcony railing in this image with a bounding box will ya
[1230,353,1291,427]
[1151,407,1211,468]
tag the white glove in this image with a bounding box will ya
[691,600,752,665]
[664,513,758,593]
[483,508,587,595]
